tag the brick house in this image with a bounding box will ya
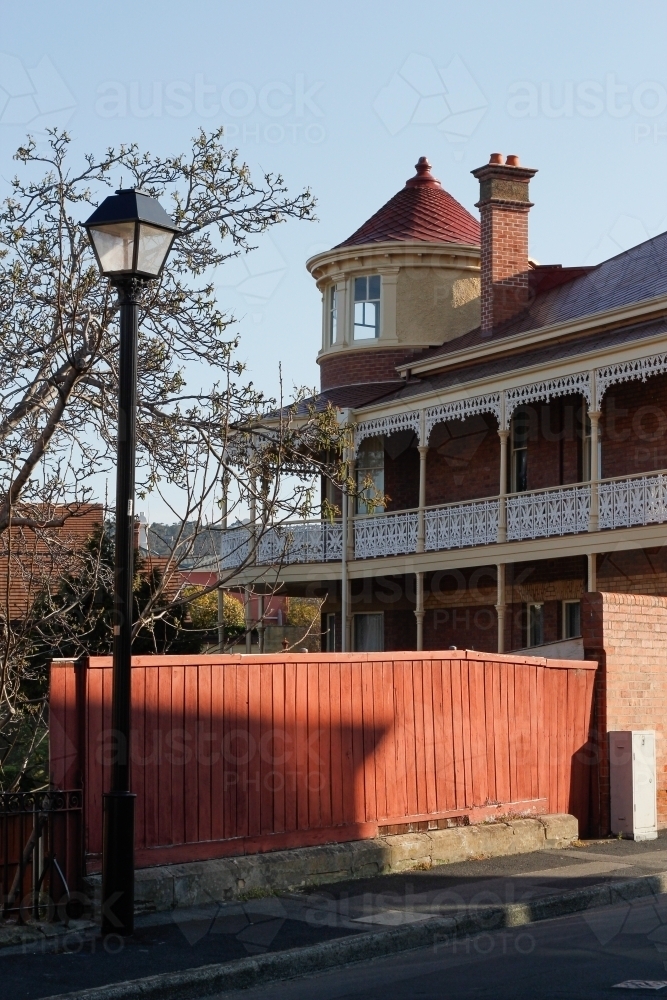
[223,153,667,658]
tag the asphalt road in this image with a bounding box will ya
[214,895,667,1000]
[5,834,667,999]
[0,904,362,1000]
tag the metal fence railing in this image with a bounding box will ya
[0,789,83,921]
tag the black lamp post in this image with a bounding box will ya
[84,189,178,935]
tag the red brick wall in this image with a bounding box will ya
[479,203,532,331]
[426,414,499,505]
[319,348,424,390]
[582,591,667,834]
[522,395,584,491]
[384,609,417,651]
[385,444,420,510]
[601,374,667,478]
[598,547,667,596]
[424,604,497,652]
[421,394,589,501]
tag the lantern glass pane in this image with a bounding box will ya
[89,222,135,275]
[136,223,174,276]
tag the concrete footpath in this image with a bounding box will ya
[6,832,667,1000]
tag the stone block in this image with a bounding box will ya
[538,813,579,847]
[426,827,469,863]
[134,866,174,912]
[466,822,515,858]
[382,832,432,869]
[506,818,546,854]
[92,813,580,915]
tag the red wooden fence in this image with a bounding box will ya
[49,651,597,872]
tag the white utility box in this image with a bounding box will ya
[609,730,658,841]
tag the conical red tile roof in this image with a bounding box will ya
[336,157,480,248]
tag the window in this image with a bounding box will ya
[527,602,544,647]
[325,612,337,652]
[323,471,342,512]
[328,285,337,346]
[562,600,581,639]
[511,407,529,493]
[356,436,384,514]
[354,613,383,652]
[354,275,381,339]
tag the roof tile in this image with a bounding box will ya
[337,157,480,248]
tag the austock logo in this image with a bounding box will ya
[0,52,75,129]
[373,54,488,152]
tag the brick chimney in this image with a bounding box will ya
[471,153,537,333]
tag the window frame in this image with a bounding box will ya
[353,274,381,340]
[526,601,544,647]
[511,407,529,493]
[328,284,337,346]
[562,599,582,639]
[353,612,384,652]
[325,612,337,653]
[355,435,385,515]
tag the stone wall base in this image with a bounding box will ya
[85,814,577,914]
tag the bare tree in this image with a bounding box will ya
[0,128,349,789]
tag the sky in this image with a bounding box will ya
[3,0,667,520]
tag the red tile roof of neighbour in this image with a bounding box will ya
[0,504,104,620]
[336,157,481,248]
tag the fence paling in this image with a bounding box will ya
[50,653,597,873]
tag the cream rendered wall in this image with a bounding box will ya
[396,267,480,346]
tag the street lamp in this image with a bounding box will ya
[84,189,178,936]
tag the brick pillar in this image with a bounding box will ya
[582,591,667,836]
[471,154,537,333]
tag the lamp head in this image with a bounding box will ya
[84,188,179,279]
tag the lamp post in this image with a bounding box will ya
[84,189,178,935]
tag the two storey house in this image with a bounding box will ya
[224,153,667,656]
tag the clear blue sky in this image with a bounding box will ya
[3,0,667,517]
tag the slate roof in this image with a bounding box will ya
[336,157,480,249]
[421,230,667,367]
[289,381,404,417]
[362,316,667,408]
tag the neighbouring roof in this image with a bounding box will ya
[336,157,481,249]
[0,504,103,620]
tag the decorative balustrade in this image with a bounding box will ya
[257,521,343,565]
[220,524,251,569]
[354,511,418,559]
[599,472,667,529]
[507,484,591,541]
[220,473,667,570]
[220,520,343,568]
[425,499,499,551]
